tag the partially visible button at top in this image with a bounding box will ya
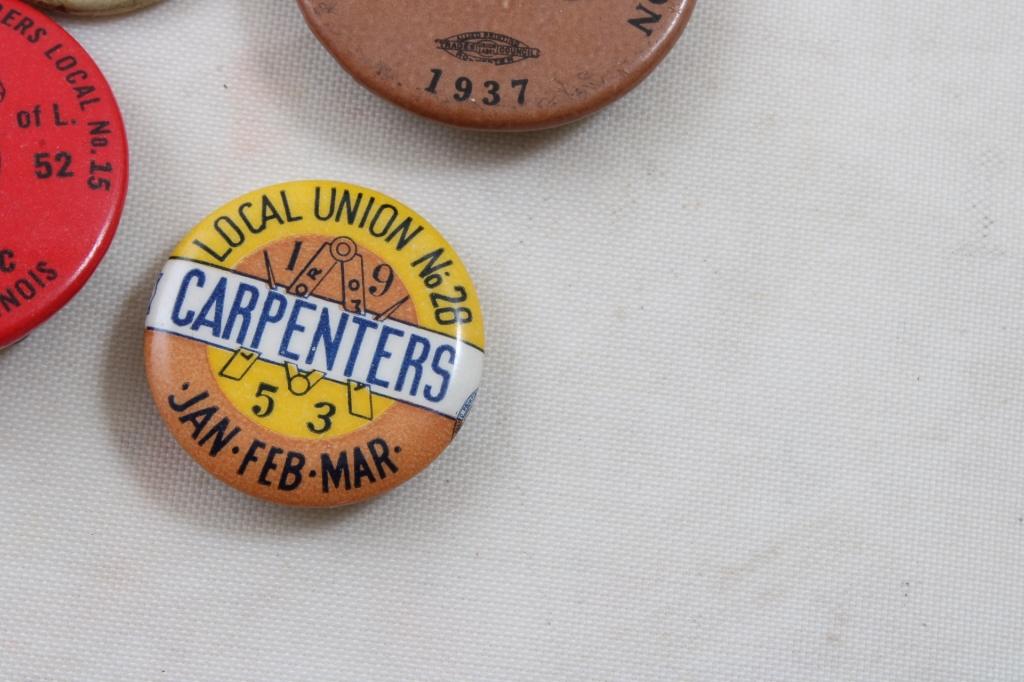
[0,0,129,349]
[25,0,163,15]
[296,0,697,131]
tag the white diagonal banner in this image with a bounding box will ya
[146,259,482,419]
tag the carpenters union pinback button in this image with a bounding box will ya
[296,0,697,131]
[26,0,163,16]
[0,0,129,349]
[145,181,485,507]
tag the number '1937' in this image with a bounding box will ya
[425,69,528,106]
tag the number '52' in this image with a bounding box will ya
[34,151,73,179]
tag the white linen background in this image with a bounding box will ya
[1,0,1023,679]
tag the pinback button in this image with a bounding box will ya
[144,181,485,507]
[25,0,163,16]
[296,0,697,131]
[0,0,129,349]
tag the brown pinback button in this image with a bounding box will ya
[297,0,697,131]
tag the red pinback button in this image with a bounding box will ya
[0,0,128,349]
[296,0,697,131]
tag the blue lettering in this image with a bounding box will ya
[344,316,379,376]
[279,300,318,362]
[306,308,349,369]
[394,334,431,396]
[366,326,406,389]
[191,277,227,337]
[251,291,288,347]
[424,345,455,403]
[223,282,260,345]
[171,268,205,327]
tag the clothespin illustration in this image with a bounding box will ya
[347,381,374,420]
[219,348,259,381]
[285,362,325,396]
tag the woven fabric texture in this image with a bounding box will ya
[2,0,1023,679]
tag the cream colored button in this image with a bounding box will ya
[26,0,162,15]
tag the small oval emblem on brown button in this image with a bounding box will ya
[297,0,697,131]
